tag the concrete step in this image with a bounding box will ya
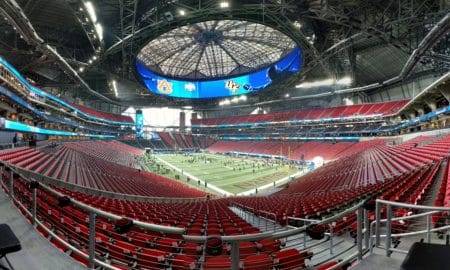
[422,160,447,206]
[349,253,403,270]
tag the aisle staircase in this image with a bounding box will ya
[229,206,357,267]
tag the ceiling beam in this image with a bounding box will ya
[0,0,119,104]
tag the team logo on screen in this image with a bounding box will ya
[184,83,196,92]
[225,80,240,93]
[157,79,173,94]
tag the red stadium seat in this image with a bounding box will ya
[274,249,313,270]
[203,257,232,270]
[172,254,197,270]
[242,254,273,270]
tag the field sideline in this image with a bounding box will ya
[153,153,300,194]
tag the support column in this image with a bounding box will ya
[357,207,363,260]
[364,209,370,250]
[88,212,96,269]
[375,201,381,246]
[180,111,186,133]
[385,205,392,257]
[230,242,240,270]
[9,170,13,199]
[32,187,37,225]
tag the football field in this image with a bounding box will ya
[153,153,299,194]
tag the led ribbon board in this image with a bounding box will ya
[0,56,133,125]
[136,48,302,99]
[3,119,114,138]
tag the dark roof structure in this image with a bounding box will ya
[0,0,448,109]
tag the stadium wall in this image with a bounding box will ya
[0,131,15,144]
[0,131,46,144]
[358,127,450,143]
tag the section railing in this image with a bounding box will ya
[1,162,369,270]
[371,199,450,257]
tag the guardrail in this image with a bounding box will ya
[1,162,369,270]
[372,199,450,257]
[1,164,185,269]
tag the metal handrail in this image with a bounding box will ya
[286,215,338,253]
[1,163,185,232]
[375,210,440,223]
[6,188,121,270]
[369,209,441,252]
[287,217,321,223]
[185,201,365,243]
[277,200,365,239]
[384,225,450,238]
[258,210,278,231]
[373,199,450,257]
[2,161,368,270]
[377,199,450,211]
[38,183,185,235]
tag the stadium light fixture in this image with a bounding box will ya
[78,67,84,72]
[285,93,290,98]
[293,21,302,29]
[219,99,231,106]
[112,80,118,97]
[95,23,103,40]
[84,1,97,23]
[296,77,352,88]
[88,59,93,64]
[179,9,186,16]
[239,95,247,101]
[312,156,324,167]
[296,79,333,88]
[343,97,354,106]
[220,1,229,8]
[337,77,352,85]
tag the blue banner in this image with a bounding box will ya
[3,119,114,138]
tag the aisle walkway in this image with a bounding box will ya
[0,188,85,270]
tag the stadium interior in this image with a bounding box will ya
[0,0,450,269]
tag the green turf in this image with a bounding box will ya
[151,153,299,194]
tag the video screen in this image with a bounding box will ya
[136,48,302,99]
[136,111,144,138]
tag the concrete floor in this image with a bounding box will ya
[350,253,403,270]
[0,188,86,270]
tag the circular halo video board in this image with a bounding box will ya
[136,20,302,99]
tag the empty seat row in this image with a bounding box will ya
[192,100,409,126]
